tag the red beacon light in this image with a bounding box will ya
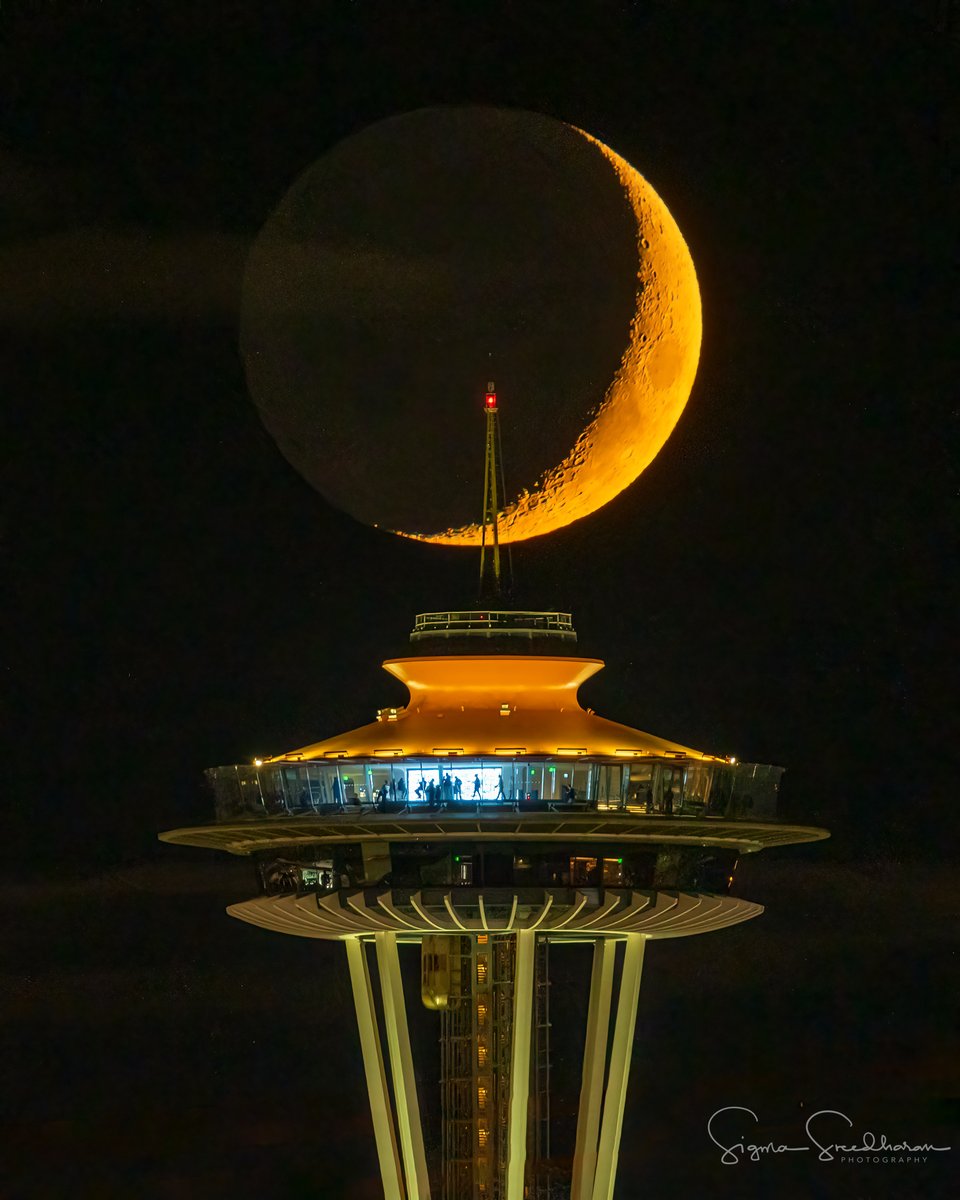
[484,381,497,409]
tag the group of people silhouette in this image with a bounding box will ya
[291,770,587,812]
[645,786,674,815]
[410,773,502,806]
[374,776,408,807]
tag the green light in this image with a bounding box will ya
[616,858,623,864]
[454,856,460,862]
[548,767,555,774]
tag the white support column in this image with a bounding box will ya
[591,935,646,1200]
[345,938,406,1200]
[375,932,431,1200]
[505,928,537,1200]
[571,938,617,1200]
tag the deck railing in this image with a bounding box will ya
[411,610,576,639]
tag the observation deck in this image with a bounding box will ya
[409,609,577,655]
[161,612,829,856]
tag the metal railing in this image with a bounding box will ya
[411,610,576,639]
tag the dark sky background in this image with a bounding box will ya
[2,3,955,1198]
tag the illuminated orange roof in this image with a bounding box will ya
[267,655,722,763]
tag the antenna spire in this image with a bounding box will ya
[479,381,502,600]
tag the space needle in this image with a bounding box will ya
[161,384,828,1200]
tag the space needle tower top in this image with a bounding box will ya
[162,385,828,1200]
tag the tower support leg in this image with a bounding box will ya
[571,938,617,1200]
[345,938,406,1200]
[506,928,536,1200]
[591,935,646,1200]
[375,931,432,1200]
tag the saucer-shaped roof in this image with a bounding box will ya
[267,654,723,763]
[227,887,762,940]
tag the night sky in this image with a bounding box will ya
[3,3,955,1198]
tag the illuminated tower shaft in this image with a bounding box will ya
[431,933,551,1200]
[339,919,656,1200]
[479,383,504,599]
[435,934,517,1200]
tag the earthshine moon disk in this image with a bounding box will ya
[241,109,701,543]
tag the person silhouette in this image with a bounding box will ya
[453,776,463,800]
[473,773,482,799]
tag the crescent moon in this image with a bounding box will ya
[397,127,702,546]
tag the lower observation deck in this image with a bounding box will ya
[228,886,763,940]
[159,810,829,856]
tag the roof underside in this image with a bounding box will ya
[227,888,764,940]
[159,813,830,856]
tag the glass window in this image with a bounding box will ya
[299,764,335,810]
[571,762,592,803]
[213,755,779,824]
[569,855,599,886]
[552,762,576,803]
[625,764,655,811]
[596,764,626,810]
[727,763,782,820]
[208,766,244,820]
[539,763,560,802]
[339,769,362,804]
[681,765,711,814]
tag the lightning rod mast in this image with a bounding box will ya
[479,382,503,600]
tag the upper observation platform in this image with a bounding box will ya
[410,610,577,655]
[160,605,829,857]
